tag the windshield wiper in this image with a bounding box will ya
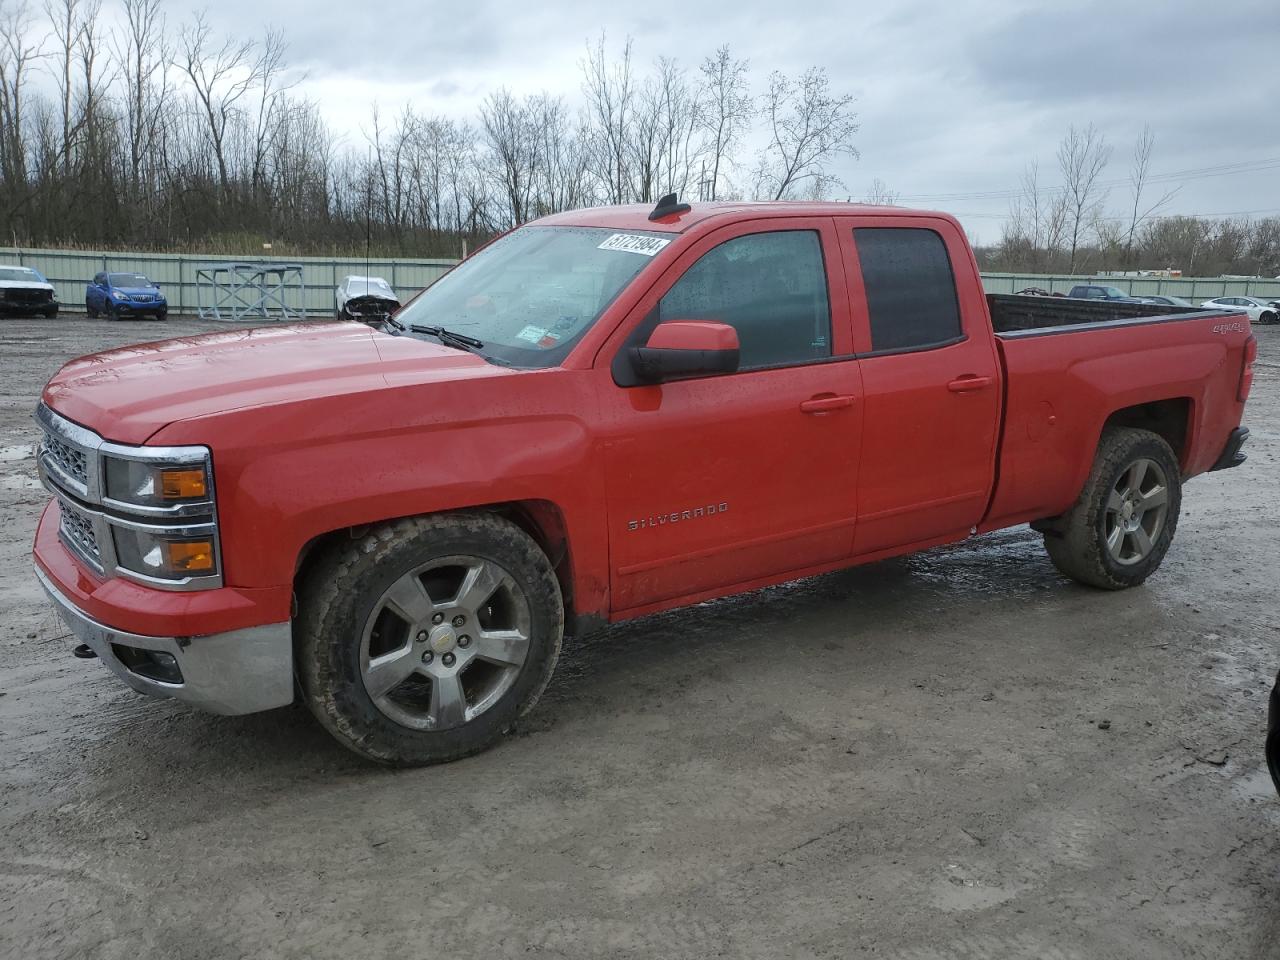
[409,324,484,351]
[382,314,405,332]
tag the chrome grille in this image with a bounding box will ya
[41,432,89,485]
[57,499,102,565]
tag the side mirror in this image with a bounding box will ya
[629,320,740,383]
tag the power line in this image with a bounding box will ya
[894,156,1280,205]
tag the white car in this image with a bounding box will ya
[1201,296,1278,324]
[0,264,59,318]
[336,275,400,326]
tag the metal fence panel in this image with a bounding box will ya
[977,272,1280,301]
[3,248,458,317]
[6,248,1280,317]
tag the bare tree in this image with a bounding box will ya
[1123,125,1177,266]
[0,1,43,188]
[178,11,258,197]
[580,32,634,204]
[480,88,538,226]
[696,44,749,200]
[112,0,168,196]
[862,178,898,205]
[754,67,858,201]
[1057,123,1111,274]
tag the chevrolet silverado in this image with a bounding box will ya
[32,199,1255,765]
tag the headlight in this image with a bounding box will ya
[98,444,221,588]
[113,291,131,301]
[104,457,210,508]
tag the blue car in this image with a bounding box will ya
[85,271,167,321]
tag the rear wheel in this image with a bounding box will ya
[1041,427,1181,589]
[296,512,564,766]
[86,301,98,319]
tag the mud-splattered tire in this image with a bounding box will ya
[1041,427,1182,590]
[295,512,563,766]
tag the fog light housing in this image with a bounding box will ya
[113,526,219,581]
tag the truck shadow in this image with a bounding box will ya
[66,525,1156,795]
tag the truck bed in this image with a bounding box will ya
[987,293,1216,335]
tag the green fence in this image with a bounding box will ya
[2,248,458,316]
[979,272,1280,301]
[5,247,1280,317]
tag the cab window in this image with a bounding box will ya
[854,227,962,352]
[658,230,831,369]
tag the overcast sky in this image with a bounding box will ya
[128,0,1280,242]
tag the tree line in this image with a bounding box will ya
[1,1,859,255]
[979,123,1280,278]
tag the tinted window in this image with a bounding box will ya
[659,230,831,369]
[854,228,962,352]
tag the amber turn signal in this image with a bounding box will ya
[165,540,215,572]
[161,468,207,499]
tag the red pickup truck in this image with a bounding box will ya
[32,200,1255,765]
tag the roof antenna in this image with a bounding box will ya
[648,192,691,222]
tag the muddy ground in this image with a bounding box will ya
[1,315,1277,960]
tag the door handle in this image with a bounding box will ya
[947,375,994,393]
[800,394,856,414]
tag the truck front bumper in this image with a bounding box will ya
[35,562,293,716]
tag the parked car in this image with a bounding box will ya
[1136,295,1193,308]
[1200,296,1278,324]
[336,275,400,326]
[1269,671,1280,796]
[31,199,1256,766]
[0,265,59,318]
[1067,284,1141,301]
[85,271,167,321]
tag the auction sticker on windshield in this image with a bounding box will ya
[597,234,671,256]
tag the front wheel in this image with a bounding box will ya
[296,512,564,766]
[1261,311,1277,325]
[1041,427,1182,589]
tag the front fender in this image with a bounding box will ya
[151,373,610,622]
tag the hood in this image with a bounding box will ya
[112,286,164,297]
[0,280,55,292]
[43,322,505,444]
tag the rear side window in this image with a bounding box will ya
[659,230,831,369]
[854,228,962,352]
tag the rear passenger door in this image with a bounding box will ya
[835,218,1001,556]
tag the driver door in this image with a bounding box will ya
[595,218,864,616]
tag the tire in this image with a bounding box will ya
[156,310,167,321]
[86,302,98,319]
[43,307,58,319]
[105,302,118,321]
[1261,311,1277,325]
[1041,426,1182,590]
[296,512,564,766]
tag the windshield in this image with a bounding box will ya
[395,225,668,367]
[109,272,153,287]
[345,277,396,298]
[0,266,43,282]
[1102,286,1128,298]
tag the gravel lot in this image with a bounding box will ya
[1,316,1278,959]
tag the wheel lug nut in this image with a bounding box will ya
[452,615,466,628]
[458,635,471,647]
[421,651,433,664]
[442,652,456,667]
[416,630,427,642]
[431,613,444,625]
